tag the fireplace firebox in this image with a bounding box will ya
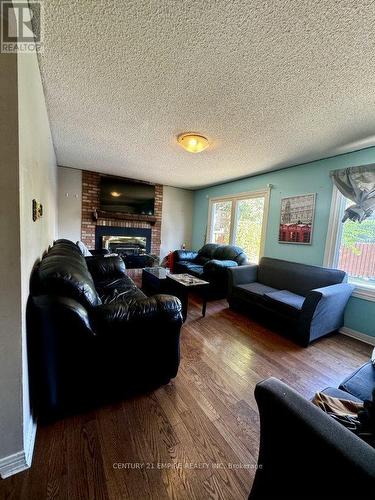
[95,226,156,269]
[102,236,147,256]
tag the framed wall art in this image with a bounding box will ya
[279,193,316,244]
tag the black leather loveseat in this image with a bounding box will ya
[28,239,183,419]
[228,257,354,346]
[173,243,248,298]
[249,377,375,499]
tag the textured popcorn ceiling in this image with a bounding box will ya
[35,1,375,189]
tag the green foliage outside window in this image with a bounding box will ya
[341,218,375,253]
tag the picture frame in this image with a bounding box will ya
[279,193,316,244]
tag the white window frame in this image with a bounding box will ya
[206,188,271,260]
[324,186,375,302]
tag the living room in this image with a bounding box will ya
[1,2,375,499]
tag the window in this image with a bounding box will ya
[207,189,270,263]
[324,187,375,301]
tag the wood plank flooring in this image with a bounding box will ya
[0,296,371,500]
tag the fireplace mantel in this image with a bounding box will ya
[95,209,157,225]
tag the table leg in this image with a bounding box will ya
[202,299,207,317]
[180,291,188,322]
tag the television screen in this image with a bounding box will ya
[100,177,155,215]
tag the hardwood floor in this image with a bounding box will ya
[1,297,371,500]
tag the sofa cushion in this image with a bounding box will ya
[204,259,238,273]
[233,282,279,302]
[174,250,198,262]
[184,264,205,277]
[175,260,192,268]
[264,290,305,311]
[194,255,211,265]
[86,255,126,285]
[258,257,347,296]
[37,254,101,308]
[197,243,219,259]
[98,277,146,304]
[320,387,364,403]
[338,361,375,402]
[213,245,247,265]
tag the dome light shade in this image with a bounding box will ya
[177,133,209,153]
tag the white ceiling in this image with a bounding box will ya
[34,1,375,189]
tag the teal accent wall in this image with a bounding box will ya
[192,147,375,338]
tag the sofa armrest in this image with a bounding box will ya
[299,283,355,344]
[89,249,110,256]
[249,377,375,500]
[227,264,258,294]
[86,255,126,283]
[173,249,198,262]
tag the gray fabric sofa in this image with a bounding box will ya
[228,257,354,346]
[248,377,375,500]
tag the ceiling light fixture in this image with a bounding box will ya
[110,191,121,197]
[177,133,209,153]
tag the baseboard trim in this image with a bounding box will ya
[24,416,37,469]
[340,326,375,346]
[0,417,37,479]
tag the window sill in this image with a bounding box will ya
[351,285,375,302]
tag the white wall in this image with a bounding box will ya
[0,38,24,468]
[160,186,193,260]
[18,47,58,459]
[0,14,57,476]
[57,167,82,242]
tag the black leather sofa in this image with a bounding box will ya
[249,377,375,499]
[27,239,183,419]
[173,243,248,298]
[228,257,354,346]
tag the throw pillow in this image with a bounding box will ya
[76,240,92,257]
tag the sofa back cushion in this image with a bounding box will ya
[258,257,347,296]
[195,243,219,264]
[213,245,247,265]
[35,243,101,308]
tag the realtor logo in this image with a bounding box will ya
[1,1,42,53]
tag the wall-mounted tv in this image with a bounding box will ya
[100,177,155,215]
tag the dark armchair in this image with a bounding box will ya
[173,243,248,298]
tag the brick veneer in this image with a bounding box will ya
[81,170,163,256]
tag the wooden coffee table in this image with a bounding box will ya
[166,273,210,321]
[142,268,209,321]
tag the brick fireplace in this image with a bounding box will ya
[81,170,163,256]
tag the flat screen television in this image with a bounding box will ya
[100,177,155,215]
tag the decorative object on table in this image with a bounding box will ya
[331,164,375,222]
[279,193,316,244]
[32,199,43,221]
